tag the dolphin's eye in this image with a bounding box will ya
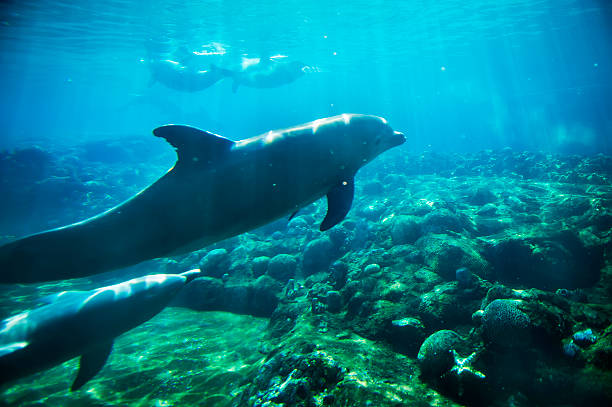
[375,136,382,145]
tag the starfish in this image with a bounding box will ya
[449,350,486,379]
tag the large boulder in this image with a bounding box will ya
[483,230,604,289]
[198,248,231,278]
[302,237,335,275]
[172,276,280,317]
[417,234,490,280]
[267,254,298,282]
[390,215,421,245]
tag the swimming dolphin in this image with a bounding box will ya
[149,59,231,92]
[0,269,200,390]
[231,58,306,92]
[0,114,404,283]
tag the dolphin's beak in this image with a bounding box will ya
[180,269,201,283]
[392,131,406,146]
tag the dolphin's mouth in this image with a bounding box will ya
[392,130,406,146]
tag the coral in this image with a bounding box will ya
[417,330,463,377]
[481,299,532,348]
[239,347,345,406]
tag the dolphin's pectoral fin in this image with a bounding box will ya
[153,125,235,166]
[71,341,113,391]
[0,341,29,357]
[288,210,299,221]
[232,80,240,93]
[320,178,354,231]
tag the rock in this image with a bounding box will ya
[199,248,230,278]
[417,330,463,377]
[287,216,310,236]
[476,203,498,216]
[542,195,592,220]
[252,256,270,277]
[358,202,386,221]
[172,275,279,317]
[326,291,343,313]
[329,261,348,290]
[585,325,612,370]
[481,299,532,348]
[362,181,384,195]
[468,187,497,205]
[351,301,413,346]
[267,254,298,282]
[418,282,479,329]
[390,215,421,245]
[236,346,345,406]
[345,291,367,316]
[363,263,381,275]
[417,234,490,280]
[268,301,309,337]
[302,237,335,275]
[159,259,181,274]
[483,230,604,289]
[474,217,510,236]
[421,209,470,234]
[229,245,250,274]
[455,267,473,288]
[328,226,349,249]
[389,317,426,356]
[178,252,200,271]
[413,268,444,291]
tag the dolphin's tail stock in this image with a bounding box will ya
[231,77,242,93]
[210,63,233,78]
[0,230,73,284]
[0,225,116,284]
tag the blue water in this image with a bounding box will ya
[0,0,610,153]
[1,2,612,405]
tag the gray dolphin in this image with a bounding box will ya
[0,114,404,283]
[149,59,231,92]
[0,269,200,390]
[231,58,306,92]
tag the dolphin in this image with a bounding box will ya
[148,59,231,92]
[0,114,404,283]
[231,58,306,92]
[0,269,200,390]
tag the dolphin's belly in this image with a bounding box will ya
[165,162,334,254]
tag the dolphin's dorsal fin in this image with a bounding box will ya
[71,341,113,391]
[320,178,354,231]
[153,125,234,166]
